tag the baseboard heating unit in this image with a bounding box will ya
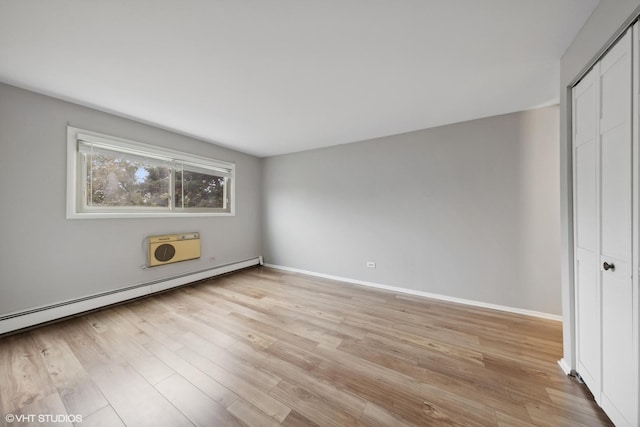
[0,256,262,335]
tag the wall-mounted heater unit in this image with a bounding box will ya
[148,233,200,267]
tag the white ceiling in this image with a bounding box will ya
[0,1,598,157]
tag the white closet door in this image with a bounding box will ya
[573,67,600,397]
[573,27,638,427]
[598,29,636,427]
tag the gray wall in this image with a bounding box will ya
[0,83,261,316]
[262,106,561,315]
[559,0,640,368]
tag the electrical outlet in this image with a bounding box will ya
[366,261,376,268]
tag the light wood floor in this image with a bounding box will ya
[0,267,612,426]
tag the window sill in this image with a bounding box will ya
[67,211,234,219]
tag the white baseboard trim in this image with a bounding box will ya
[264,263,563,322]
[0,257,261,335]
[557,358,572,375]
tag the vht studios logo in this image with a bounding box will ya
[5,413,83,423]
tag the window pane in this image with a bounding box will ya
[175,168,227,209]
[85,151,171,208]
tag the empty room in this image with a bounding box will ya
[1,1,639,426]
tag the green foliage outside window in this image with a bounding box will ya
[84,152,226,210]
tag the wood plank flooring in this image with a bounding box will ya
[0,267,612,426]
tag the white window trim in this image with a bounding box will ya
[66,126,236,219]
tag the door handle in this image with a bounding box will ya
[603,261,615,271]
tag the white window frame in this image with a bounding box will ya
[66,126,236,219]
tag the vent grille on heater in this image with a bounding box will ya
[148,233,200,267]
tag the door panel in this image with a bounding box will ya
[601,33,632,133]
[601,63,629,132]
[601,269,635,424]
[573,67,601,397]
[575,72,597,146]
[575,250,600,390]
[576,140,597,251]
[573,28,637,427]
[598,29,635,427]
[600,124,632,261]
